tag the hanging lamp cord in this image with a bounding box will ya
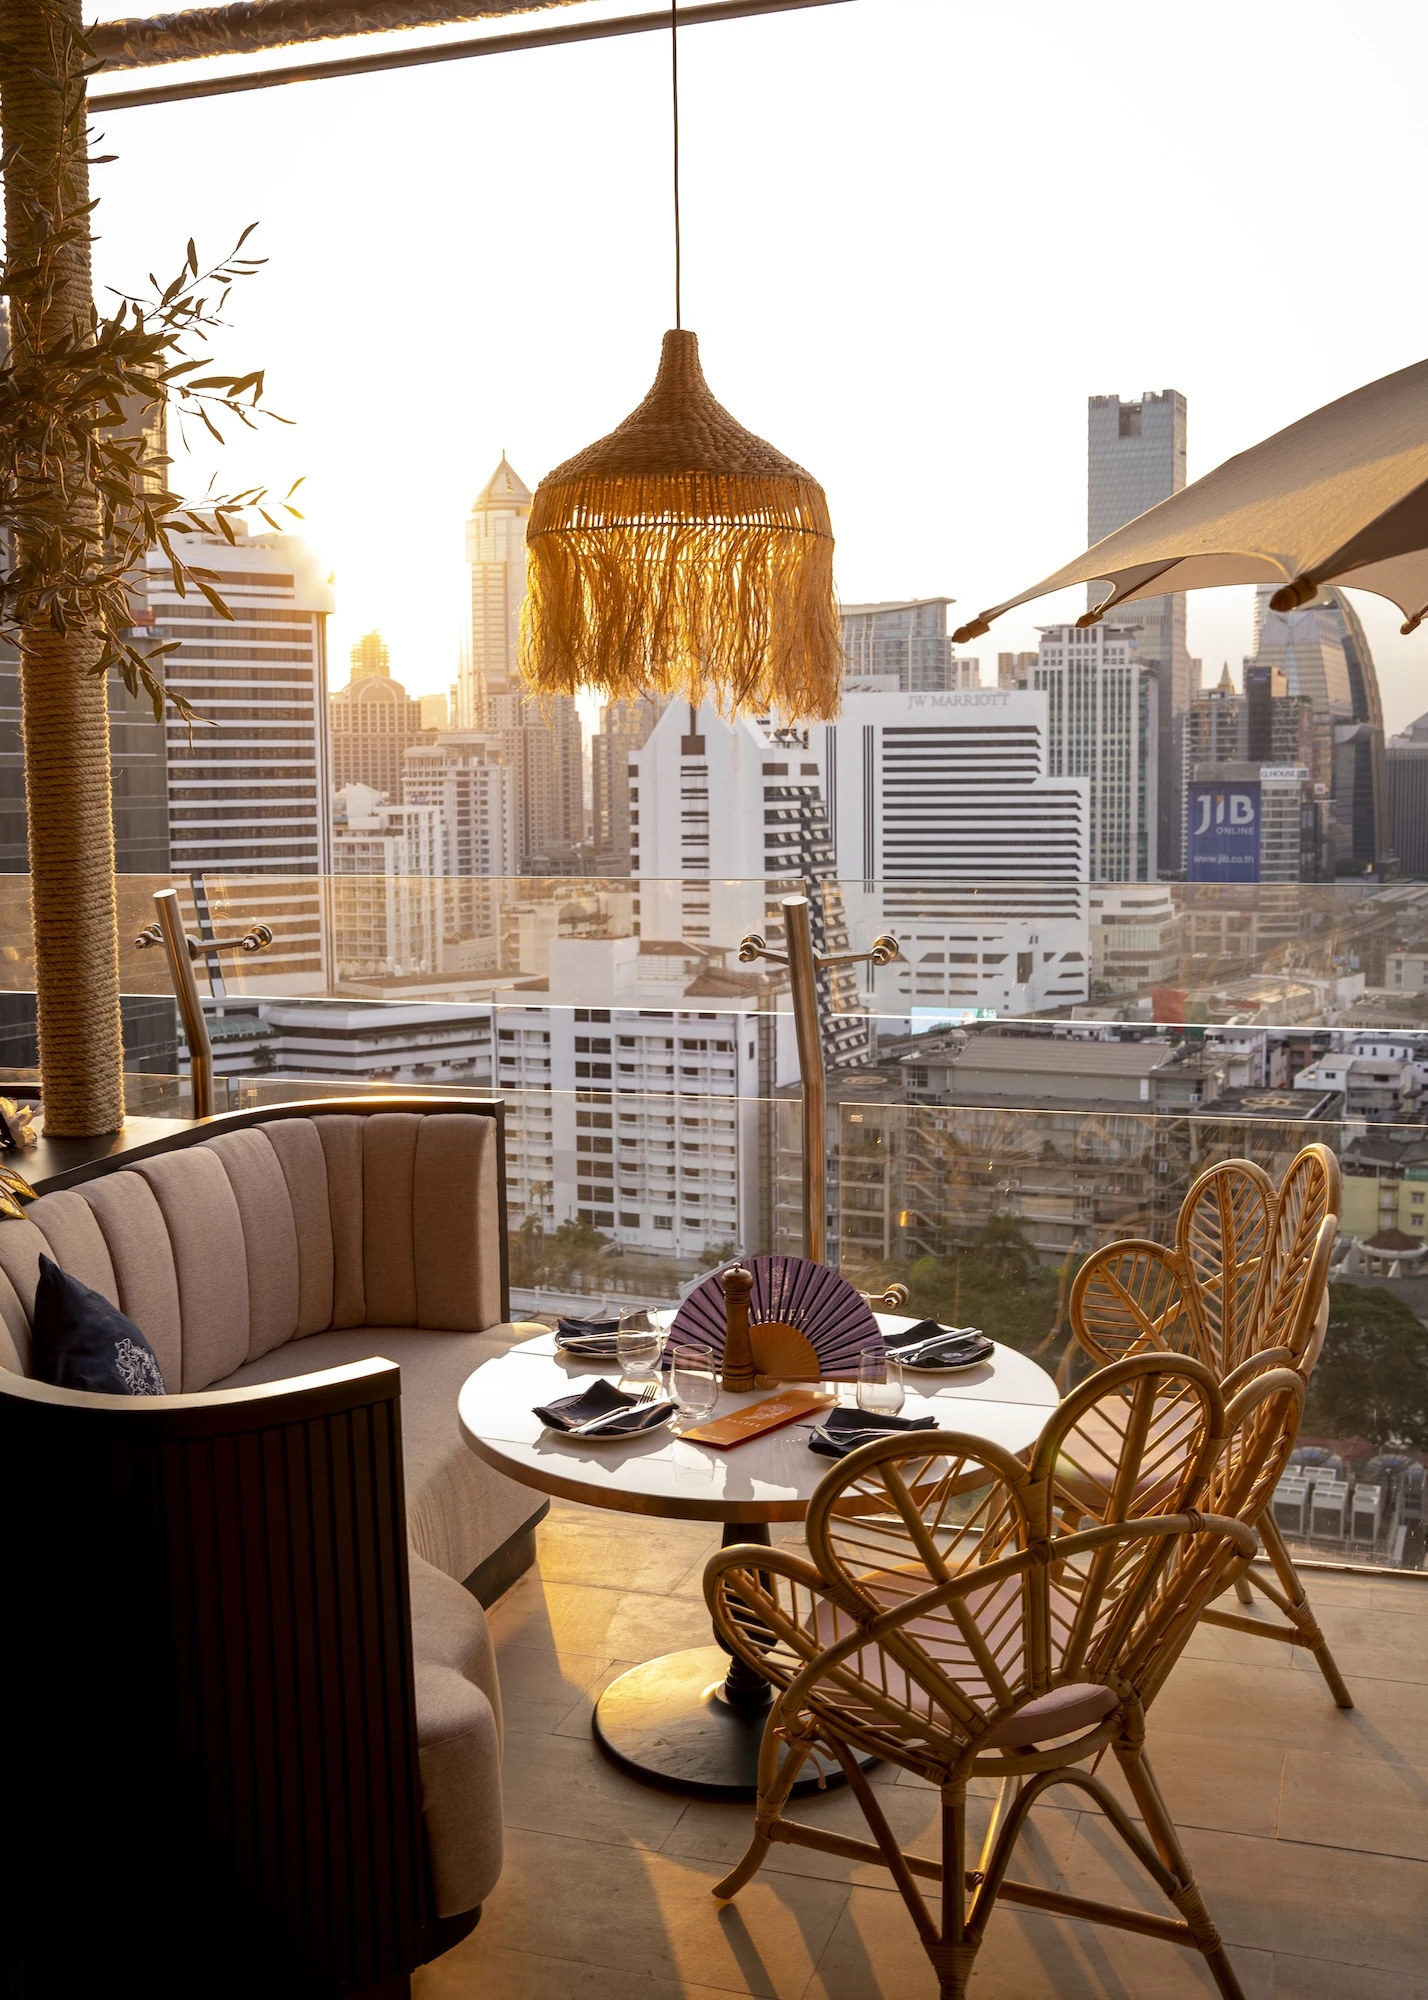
[671,0,682,329]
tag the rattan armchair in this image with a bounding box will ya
[706,1353,1304,2000]
[1069,1142,1351,1706]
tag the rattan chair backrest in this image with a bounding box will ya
[1070,1143,1340,1381]
[1175,1158,1275,1372]
[708,1356,1294,1781]
[1128,1363,1304,1707]
[1245,1144,1341,1365]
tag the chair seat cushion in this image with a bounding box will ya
[808,1573,1120,1752]
[984,1681,1119,1748]
[216,1325,543,1583]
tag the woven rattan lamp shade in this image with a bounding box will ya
[520,328,841,721]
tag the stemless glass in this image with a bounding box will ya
[617,1309,664,1386]
[857,1350,905,1417]
[670,1342,718,1425]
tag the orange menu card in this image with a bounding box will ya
[682,1388,835,1451]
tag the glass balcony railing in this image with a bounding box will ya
[3,869,1427,1573]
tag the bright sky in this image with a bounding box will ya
[88,0,1428,726]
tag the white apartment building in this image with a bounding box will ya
[203,997,493,1085]
[822,690,1092,1019]
[148,530,334,987]
[1034,624,1157,881]
[629,700,869,1068]
[496,935,773,1259]
[330,783,445,980]
[1088,884,1180,997]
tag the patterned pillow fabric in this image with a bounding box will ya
[32,1255,166,1396]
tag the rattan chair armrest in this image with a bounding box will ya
[702,1540,827,1612]
[1221,1347,1295,1398]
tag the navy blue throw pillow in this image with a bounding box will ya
[32,1255,166,1396]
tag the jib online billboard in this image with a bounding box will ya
[1188,781,1260,882]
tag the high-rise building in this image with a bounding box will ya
[823,689,1091,1018]
[330,782,444,979]
[840,600,976,691]
[1088,390,1190,871]
[149,530,333,985]
[460,456,584,870]
[1183,664,1247,766]
[329,630,433,799]
[1033,623,1157,880]
[1388,712,1428,877]
[402,732,516,958]
[633,689,1092,1024]
[1186,762,1324,885]
[1250,585,1388,873]
[1182,657,1332,888]
[0,655,170,874]
[590,696,664,873]
[419,693,449,733]
[630,701,870,1069]
[459,455,530,731]
[997,652,1038,690]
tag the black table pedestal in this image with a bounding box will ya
[591,1522,871,1799]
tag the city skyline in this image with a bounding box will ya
[84,0,1428,737]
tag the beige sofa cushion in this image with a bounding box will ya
[410,1554,503,1917]
[217,1325,539,1584]
[133,1150,250,1391]
[263,1118,336,1335]
[204,1128,302,1361]
[63,1174,185,1390]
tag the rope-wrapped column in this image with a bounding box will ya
[2,0,125,1135]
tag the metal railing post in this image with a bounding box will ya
[740,898,899,1267]
[153,888,214,1119]
[135,890,274,1121]
[781,896,826,1263]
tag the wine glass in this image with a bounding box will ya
[670,1342,718,1425]
[857,1350,905,1418]
[617,1309,664,1387]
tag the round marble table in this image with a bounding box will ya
[458,1321,1059,1798]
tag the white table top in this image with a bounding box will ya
[457,1319,1060,1525]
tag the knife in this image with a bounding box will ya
[566,1399,673,1437]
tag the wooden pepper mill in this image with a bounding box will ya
[719,1264,757,1392]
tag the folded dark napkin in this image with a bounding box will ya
[885,1319,994,1367]
[808,1407,940,1459]
[534,1377,672,1437]
[557,1315,621,1336]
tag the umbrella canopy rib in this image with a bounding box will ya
[953,356,1428,643]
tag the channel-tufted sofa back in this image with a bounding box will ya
[0,1109,503,1391]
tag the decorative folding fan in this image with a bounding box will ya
[669,1257,883,1384]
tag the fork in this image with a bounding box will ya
[567,1382,663,1436]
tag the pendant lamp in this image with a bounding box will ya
[520,5,841,723]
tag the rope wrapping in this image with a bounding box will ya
[2,0,126,1136]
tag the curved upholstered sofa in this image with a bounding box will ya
[0,1096,544,1999]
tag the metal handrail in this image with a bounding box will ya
[739,894,898,1264]
[134,888,273,1118]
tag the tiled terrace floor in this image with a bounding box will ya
[418,1500,1428,2000]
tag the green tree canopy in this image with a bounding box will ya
[1304,1284,1428,1450]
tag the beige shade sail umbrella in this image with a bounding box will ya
[952,356,1428,644]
